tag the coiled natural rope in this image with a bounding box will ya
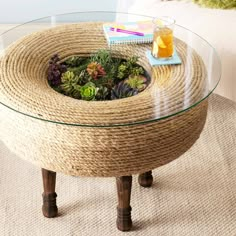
[0,23,208,177]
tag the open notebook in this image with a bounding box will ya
[103,21,153,45]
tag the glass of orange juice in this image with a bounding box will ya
[152,16,175,59]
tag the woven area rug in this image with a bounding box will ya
[0,93,236,236]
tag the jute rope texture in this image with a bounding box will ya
[0,23,208,177]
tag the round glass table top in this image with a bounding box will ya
[0,12,221,127]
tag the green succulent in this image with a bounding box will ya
[131,66,144,76]
[77,69,91,85]
[90,49,112,66]
[129,56,138,64]
[61,71,76,83]
[117,64,127,79]
[60,71,81,98]
[96,86,109,100]
[80,82,97,101]
[125,75,147,92]
[64,56,84,67]
[117,57,144,79]
[60,83,81,98]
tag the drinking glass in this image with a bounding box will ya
[152,16,176,59]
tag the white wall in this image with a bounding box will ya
[0,0,118,23]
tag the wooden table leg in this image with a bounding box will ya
[138,171,153,187]
[41,168,58,218]
[116,176,132,231]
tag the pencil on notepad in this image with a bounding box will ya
[110,27,144,36]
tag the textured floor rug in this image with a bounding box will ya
[0,94,236,236]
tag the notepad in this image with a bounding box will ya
[103,21,153,45]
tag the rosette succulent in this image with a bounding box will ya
[130,66,144,76]
[125,75,148,92]
[60,71,81,98]
[87,62,106,80]
[80,82,97,101]
[117,56,144,79]
[96,86,109,100]
[61,71,77,83]
[111,81,138,100]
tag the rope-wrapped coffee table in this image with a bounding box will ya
[0,12,220,232]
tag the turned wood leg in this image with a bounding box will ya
[116,176,132,231]
[41,168,58,218]
[138,171,153,187]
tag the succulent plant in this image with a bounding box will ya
[127,56,139,65]
[96,86,109,100]
[90,49,112,68]
[130,66,144,76]
[48,54,67,86]
[60,82,81,98]
[87,62,106,80]
[125,75,147,92]
[60,71,81,98]
[64,56,83,67]
[117,56,144,79]
[111,81,138,100]
[61,71,76,83]
[80,82,97,101]
[117,64,127,79]
[90,49,122,80]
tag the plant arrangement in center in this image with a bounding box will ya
[48,50,150,101]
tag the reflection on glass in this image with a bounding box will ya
[0,12,221,126]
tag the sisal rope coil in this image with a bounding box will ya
[0,23,208,177]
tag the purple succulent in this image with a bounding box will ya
[48,54,67,86]
[111,81,138,100]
